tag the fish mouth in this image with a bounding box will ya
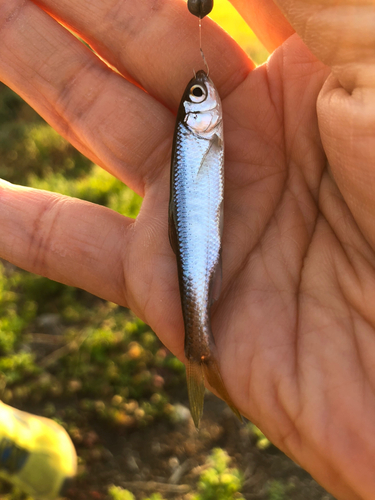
[192,69,210,82]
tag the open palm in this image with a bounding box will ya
[1,1,374,499]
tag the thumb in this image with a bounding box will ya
[274,0,375,91]
[275,0,375,251]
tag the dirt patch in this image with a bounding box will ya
[51,394,335,500]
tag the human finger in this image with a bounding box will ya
[229,0,295,53]
[318,77,375,249]
[274,0,375,248]
[0,179,130,306]
[0,177,184,356]
[274,0,375,89]
[32,0,253,110]
[0,1,174,195]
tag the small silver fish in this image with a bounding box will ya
[169,70,241,427]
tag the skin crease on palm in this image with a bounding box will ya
[0,0,374,497]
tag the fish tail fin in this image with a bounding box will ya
[202,356,243,423]
[186,359,205,429]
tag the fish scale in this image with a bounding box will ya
[174,124,222,327]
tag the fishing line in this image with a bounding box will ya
[199,17,209,76]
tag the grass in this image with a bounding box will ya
[107,449,245,500]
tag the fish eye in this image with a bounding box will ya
[189,84,207,103]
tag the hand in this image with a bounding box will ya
[0,1,374,498]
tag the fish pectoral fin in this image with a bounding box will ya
[168,200,178,255]
[197,133,222,177]
[186,360,205,429]
[202,357,242,423]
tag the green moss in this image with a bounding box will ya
[108,485,135,500]
[108,486,167,500]
[0,264,38,385]
[0,85,92,184]
[247,422,271,449]
[192,448,244,500]
[0,352,39,385]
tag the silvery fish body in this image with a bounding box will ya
[169,70,240,427]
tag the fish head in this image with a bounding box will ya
[180,70,222,139]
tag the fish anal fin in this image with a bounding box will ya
[210,254,222,304]
[202,357,242,423]
[168,201,178,255]
[186,359,205,429]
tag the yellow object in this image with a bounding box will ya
[208,0,269,64]
[209,0,256,45]
[0,401,77,499]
